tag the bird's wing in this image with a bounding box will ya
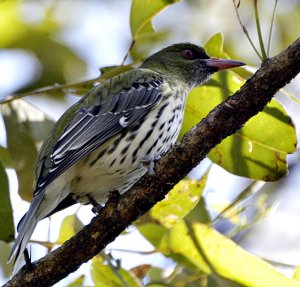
[35,77,163,193]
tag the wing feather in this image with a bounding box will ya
[36,78,163,191]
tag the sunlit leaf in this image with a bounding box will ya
[180,70,296,181]
[138,177,209,266]
[204,32,229,59]
[1,99,55,201]
[57,214,83,245]
[293,266,300,281]
[160,222,300,287]
[150,177,207,228]
[91,256,141,287]
[0,160,14,242]
[130,0,180,39]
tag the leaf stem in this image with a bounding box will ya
[232,0,262,60]
[211,180,265,225]
[267,0,278,56]
[120,40,136,65]
[253,0,268,60]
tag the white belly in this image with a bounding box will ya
[63,95,185,204]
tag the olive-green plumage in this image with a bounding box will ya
[9,43,245,273]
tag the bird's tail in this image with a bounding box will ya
[8,191,45,274]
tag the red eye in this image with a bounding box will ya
[181,49,194,59]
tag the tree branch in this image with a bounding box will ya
[4,37,300,287]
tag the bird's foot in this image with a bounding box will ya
[87,194,103,215]
[141,156,159,177]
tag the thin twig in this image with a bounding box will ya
[253,0,268,60]
[267,0,278,56]
[280,88,300,107]
[120,40,136,66]
[0,78,100,105]
[232,0,262,60]
[104,253,129,287]
[106,248,158,255]
[211,180,265,225]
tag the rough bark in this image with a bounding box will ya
[3,37,300,287]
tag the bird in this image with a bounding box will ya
[8,43,245,272]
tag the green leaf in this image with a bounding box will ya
[91,256,141,287]
[1,99,55,201]
[57,214,83,245]
[130,31,169,62]
[150,177,207,228]
[159,222,210,273]
[0,241,14,277]
[0,145,12,167]
[0,160,14,242]
[204,32,229,59]
[2,102,37,201]
[130,0,180,39]
[0,1,87,95]
[138,177,208,266]
[293,266,300,281]
[180,70,296,181]
[160,222,300,287]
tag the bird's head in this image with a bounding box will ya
[141,43,245,88]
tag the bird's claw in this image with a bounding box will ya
[91,204,103,215]
[87,194,103,215]
[141,156,158,177]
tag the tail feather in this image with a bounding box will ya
[8,191,45,274]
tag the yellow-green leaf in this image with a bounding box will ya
[0,145,12,167]
[151,177,207,228]
[1,99,55,201]
[160,222,300,287]
[204,32,229,59]
[294,266,300,281]
[57,214,83,245]
[92,256,141,287]
[180,71,296,181]
[0,160,14,242]
[130,0,180,39]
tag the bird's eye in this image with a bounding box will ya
[181,49,195,60]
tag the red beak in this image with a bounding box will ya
[205,58,246,71]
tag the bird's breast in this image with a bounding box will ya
[67,86,188,204]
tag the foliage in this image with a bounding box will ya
[0,0,299,286]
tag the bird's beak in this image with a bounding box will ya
[205,58,246,71]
